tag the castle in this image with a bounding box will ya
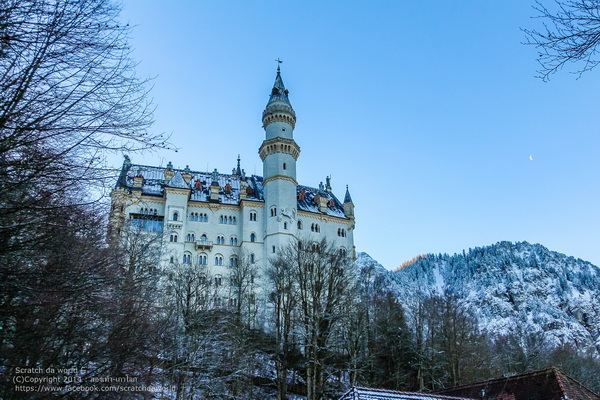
[109,67,355,280]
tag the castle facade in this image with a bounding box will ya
[109,68,355,281]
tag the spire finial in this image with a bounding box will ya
[275,58,283,73]
[235,154,242,176]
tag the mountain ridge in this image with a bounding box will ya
[357,240,600,354]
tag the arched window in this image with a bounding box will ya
[214,274,222,286]
[284,222,288,230]
[230,256,238,267]
[250,233,256,242]
[298,220,303,230]
[272,245,276,254]
[173,211,179,221]
[228,216,233,224]
[271,207,277,217]
[220,215,224,224]
[170,256,174,263]
[200,234,207,243]
[198,254,207,265]
[283,162,287,170]
[250,212,257,221]
[250,253,255,264]
[215,255,223,266]
[311,223,315,232]
[216,235,224,245]
[170,234,178,242]
[183,253,191,264]
[232,216,237,225]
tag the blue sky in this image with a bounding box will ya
[117,1,600,269]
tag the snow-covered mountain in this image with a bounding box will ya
[356,241,600,353]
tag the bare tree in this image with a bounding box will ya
[294,238,356,400]
[523,0,600,80]
[0,0,169,256]
[227,249,260,328]
[267,244,300,400]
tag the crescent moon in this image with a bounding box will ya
[529,155,534,161]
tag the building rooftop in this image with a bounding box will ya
[435,367,600,400]
[339,386,474,400]
[118,162,349,219]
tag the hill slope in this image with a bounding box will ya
[358,241,600,354]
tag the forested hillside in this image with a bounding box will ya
[355,241,600,393]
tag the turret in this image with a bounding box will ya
[343,185,354,218]
[260,64,301,255]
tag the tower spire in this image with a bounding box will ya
[344,185,353,204]
[262,64,296,132]
[268,61,291,105]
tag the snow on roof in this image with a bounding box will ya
[339,387,474,400]
[297,185,346,218]
[167,171,187,189]
[119,163,347,218]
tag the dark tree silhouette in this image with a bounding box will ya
[524,0,600,80]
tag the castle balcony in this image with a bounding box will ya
[195,240,213,250]
[167,220,183,230]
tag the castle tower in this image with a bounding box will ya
[259,65,301,256]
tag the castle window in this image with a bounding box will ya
[249,212,257,221]
[230,256,238,267]
[220,215,224,224]
[228,216,233,224]
[200,234,207,243]
[272,245,276,254]
[170,256,174,263]
[283,163,287,170]
[169,234,178,242]
[216,235,224,245]
[311,223,315,232]
[230,236,238,246]
[198,254,207,265]
[298,220,303,230]
[233,216,237,225]
[284,222,288,230]
[250,253,255,264]
[183,253,192,264]
[250,233,256,242]
[202,213,208,222]
[215,274,223,286]
[215,255,223,266]
[186,233,195,242]
[271,207,277,217]
[173,211,179,221]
